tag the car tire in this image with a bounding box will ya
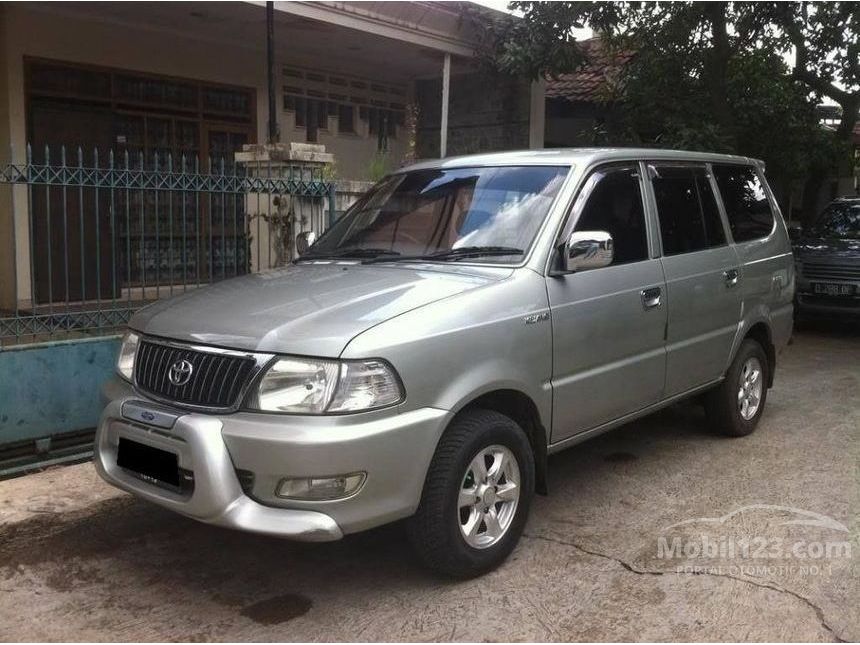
[407,408,535,578]
[704,339,769,437]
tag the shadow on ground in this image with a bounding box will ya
[0,401,711,596]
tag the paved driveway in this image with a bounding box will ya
[1,323,857,642]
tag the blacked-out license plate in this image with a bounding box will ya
[812,282,855,296]
[117,437,180,487]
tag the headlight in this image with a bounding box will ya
[255,357,340,413]
[327,360,404,413]
[116,331,140,381]
[250,357,404,414]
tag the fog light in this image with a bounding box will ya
[276,473,366,501]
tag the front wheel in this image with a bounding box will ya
[704,339,769,437]
[407,409,535,578]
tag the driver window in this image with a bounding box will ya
[574,166,649,266]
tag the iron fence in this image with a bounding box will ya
[0,145,336,346]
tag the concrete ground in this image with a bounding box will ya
[1,323,857,642]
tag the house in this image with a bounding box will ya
[0,1,547,317]
[544,38,632,148]
[0,1,545,177]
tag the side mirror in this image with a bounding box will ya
[295,231,317,256]
[562,230,614,272]
[788,225,803,242]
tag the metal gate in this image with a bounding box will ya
[0,145,335,473]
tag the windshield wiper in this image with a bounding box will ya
[362,246,524,264]
[429,246,525,261]
[297,248,401,261]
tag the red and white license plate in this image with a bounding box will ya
[812,282,855,296]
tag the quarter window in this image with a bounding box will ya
[652,166,726,255]
[712,164,775,242]
[573,166,649,265]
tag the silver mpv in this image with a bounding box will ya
[95,149,794,577]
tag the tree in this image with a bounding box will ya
[777,3,859,141]
[489,1,858,219]
[773,2,860,218]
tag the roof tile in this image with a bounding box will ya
[545,38,633,103]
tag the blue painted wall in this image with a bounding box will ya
[0,336,120,445]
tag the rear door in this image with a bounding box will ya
[548,163,667,442]
[647,163,742,396]
[712,163,793,351]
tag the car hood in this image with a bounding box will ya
[794,236,860,263]
[129,262,509,356]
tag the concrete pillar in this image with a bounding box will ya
[0,5,32,311]
[234,142,334,270]
[0,4,16,310]
[529,78,546,150]
[440,53,451,158]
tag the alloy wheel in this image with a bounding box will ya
[737,356,764,421]
[457,444,520,549]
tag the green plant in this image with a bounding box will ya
[368,152,389,182]
[322,160,339,182]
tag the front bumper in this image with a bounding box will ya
[795,292,860,318]
[795,267,860,318]
[94,377,450,539]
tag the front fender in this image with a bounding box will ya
[436,363,552,428]
[341,269,553,430]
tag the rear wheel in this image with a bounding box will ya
[704,339,769,437]
[407,409,535,578]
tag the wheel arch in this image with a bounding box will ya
[741,321,776,388]
[452,389,549,496]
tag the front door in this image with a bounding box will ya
[647,163,743,396]
[548,164,668,443]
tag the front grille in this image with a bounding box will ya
[802,262,860,281]
[135,340,257,409]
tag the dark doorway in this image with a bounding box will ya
[29,100,116,304]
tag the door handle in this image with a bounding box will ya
[724,268,740,288]
[641,286,662,309]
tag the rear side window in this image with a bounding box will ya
[651,166,726,256]
[713,164,775,242]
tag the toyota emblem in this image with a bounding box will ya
[168,359,194,386]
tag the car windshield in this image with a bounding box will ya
[810,201,860,239]
[302,165,569,264]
